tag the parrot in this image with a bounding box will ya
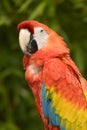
[17,20,87,130]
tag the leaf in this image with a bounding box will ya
[18,0,32,13]
[29,2,46,19]
[0,14,11,26]
[0,122,20,130]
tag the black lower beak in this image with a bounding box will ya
[26,34,38,54]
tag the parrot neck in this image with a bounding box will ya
[23,32,70,68]
[29,50,69,67]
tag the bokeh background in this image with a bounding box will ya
[0,0,87,130]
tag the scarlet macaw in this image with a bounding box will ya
[18,20,87,130]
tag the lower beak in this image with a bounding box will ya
[26,34,38,54]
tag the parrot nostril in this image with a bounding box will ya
[27,39,38,54]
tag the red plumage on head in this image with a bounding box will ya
[17,20,52,34]
[17,20,34,34]
[18,20,87,130]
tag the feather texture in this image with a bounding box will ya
[42,84,87,130]
[18,20,87,130]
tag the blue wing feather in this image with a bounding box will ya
[42,84,62,127]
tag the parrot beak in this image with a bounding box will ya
[26,34,38,54]
[19,29,38,55]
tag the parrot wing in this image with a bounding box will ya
[41,58,87,130]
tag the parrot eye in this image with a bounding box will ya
[40,29,44,32]
[19,27,48,55]
[33,27,49,50]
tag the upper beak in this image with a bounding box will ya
[19,29,38,55]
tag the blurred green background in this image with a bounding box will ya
[0,0,87,130]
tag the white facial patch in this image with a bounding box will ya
[19,29,31,53]
[33,27,48,49]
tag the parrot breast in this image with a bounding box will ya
[18,20,87,130]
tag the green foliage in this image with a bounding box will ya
[0,0,87,130]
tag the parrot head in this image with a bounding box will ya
[18,20,69,68]
[18,20,51,55]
